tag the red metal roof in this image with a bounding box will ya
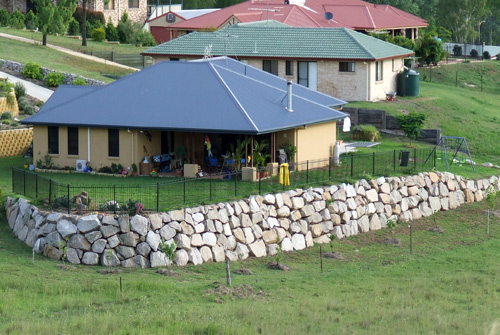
[166,0,426,31]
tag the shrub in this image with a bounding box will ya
[133,29,156,47]
[67,17,80,36]
[105,21,119,42]
[14,82,26,100]
[452,44,462,56]
[22,61,43,80]
[483,51,491,60]
[9,10,25,29]
[1,111,12,120]
[117,19,134,44]
[85,21,94,38]
[11,121,19,127]
[351,125,380,142]
[24,105,35,115]
[17,96,30,111]
[2,119,10,125]
[395,112,426,146]
[0,9,9,27]
[24,10,37,30]
[72,78,87,86]
[73,7,105,27]
[470,49,479,58]
[44,72,64,87]
[91,27,106,42]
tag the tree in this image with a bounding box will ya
[414,33,446,66]
[396,112,427,146]
[33,0,77,46]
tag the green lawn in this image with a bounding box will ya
[0,27,149,54]
[0,37,135,83]
[1,193,500,334]
[348,71,500,164]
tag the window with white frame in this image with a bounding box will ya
[297,61,317,90]
[376,61,383,81]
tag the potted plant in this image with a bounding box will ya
[254,139,270,178]
[131,163,138,176]
[174,145,187,166]
[229,137,249,170]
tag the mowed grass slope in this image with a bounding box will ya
[348,63,500,164]
[1,196,500,334]
[0,37,135,83]
[0,27,149,54]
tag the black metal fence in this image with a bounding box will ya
[12,148,436,214]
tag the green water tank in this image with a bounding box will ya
[397,69,420,97]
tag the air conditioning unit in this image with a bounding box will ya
[76,160,87,172]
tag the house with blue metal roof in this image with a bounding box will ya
[143,23,415,101]
[22,57,347,176]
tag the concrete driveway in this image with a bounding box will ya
[0,70,53,102]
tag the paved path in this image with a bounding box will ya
[0,32,138,71]
[0,70,53,102]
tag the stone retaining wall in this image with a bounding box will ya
[5,171,499,268]
[1,59,106,87]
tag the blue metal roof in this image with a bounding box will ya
[22,57,347,135]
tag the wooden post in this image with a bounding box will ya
[225,259,231,286]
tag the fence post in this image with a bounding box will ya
[11,168,14,193]
[393,150,396,171]
[306,160,309,184]
[234,171,237,197]
[67,184,70,214]
[143,55,147,69]
[434,149,437,168]
[113,185,116,214]
[372,152,375,176]
[23,170,26,195]
[156,183,159,212]
[35,173,38,200]
[328,156,332,178]
[112,51,115,62]
[49,179,52,206]
[183,178,186,204]
[414,148,417,172]
[350,155,354,177]
[258,168,261,195]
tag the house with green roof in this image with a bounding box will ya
[143,23,414,101]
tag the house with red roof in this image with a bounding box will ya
[150,0,427,43]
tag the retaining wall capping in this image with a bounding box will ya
[5,171,499,268]
[0,59,106,87]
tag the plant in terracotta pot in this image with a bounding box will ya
[254,139,270,178]
[131,163,138,176]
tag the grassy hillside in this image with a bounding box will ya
[0,27,148,54]
[0,37,135,83]
[1,193,500,334]
[348,69,500,164]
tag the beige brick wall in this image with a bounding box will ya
[0,128,33,158]
[78,0,148,25]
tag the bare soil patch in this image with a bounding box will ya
[205,283,267,301]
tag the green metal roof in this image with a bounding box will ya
[143,25,414,60]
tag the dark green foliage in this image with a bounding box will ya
[1,111,12,120]
[117,19,134,44]
[279,140,297,161]
[24,10,37,30]
[483,51,491,60]
[132,29,157,47]
[395,112,426,146]
[9,10,25,29]
[91,27,106,42]
[85,21,94,38]
[110,163,124,174]
[0,9,9,27]
[453,44,462,56]
[22,61,43,80]
[24,105,35,115]
[72,78,87,86]
[14,82,26,100]
[44,72,64,87]
[351,125,380,142]
[33,0,78,45]
[414,33,446,66]
[67,17,80,35]
[52,195,72,209]
[470,49,479,58]
[73,7,105,27]
[105,22,119,42]
[17,96,30,111]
